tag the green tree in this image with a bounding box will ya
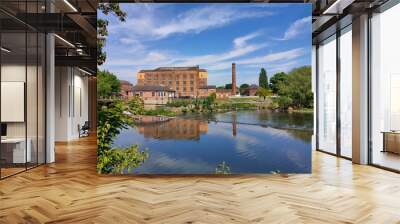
[98,3,127,65]
[202,92,217,112]
[258,68,268,89]
[127,96,144,115]
[239,83,249,95]
[97,70,120,98]
[275,66,313,109]
[240,83,249,89]
[225,83,232,89]
[269,72,288,94]
[256,87,272,100]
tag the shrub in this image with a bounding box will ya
[97,144,148,174]
[126,96,144,115]
[97,100,148,174]
[274,96,293,109]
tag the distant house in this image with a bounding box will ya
[242,84,259,96]
[198,85,216,98]
[120,80,133,98]
[216,89,232,99]
[132,85,176,106]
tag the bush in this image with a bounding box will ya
[274,96,293,109]
[127,96,144,115]
[97,144,148,174]
[97,100,148,174]
[275,66,313,109]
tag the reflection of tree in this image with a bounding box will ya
[215,161,231,174]
[285,129,312,143]
[256,110,313,130]
[232,112,237,136]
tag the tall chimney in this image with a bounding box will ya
[232,63,236,96]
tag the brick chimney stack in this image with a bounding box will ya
[232,63,236,96]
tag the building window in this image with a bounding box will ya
[152,92,155,96]
[370,4,400,171]
[176,81,179,85]
[317,34,337,155]
[339,26,352,158]
[183,81,186,85]
[190,81,194,85]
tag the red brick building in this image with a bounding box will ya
[132,85,176,106]
[198,85,216,98]
[119,80,133,98]
[216,89,232,99]
[242,84,259,96]
[136,66,208,98]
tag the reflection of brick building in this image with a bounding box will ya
[120,80,133,98]
[137,66,208,98]
[137,118,208,140]
[132,85,176,105]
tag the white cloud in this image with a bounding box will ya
[233,31,262,48]
[277,16,311,41]
[155,6,272,39]
[237,48,306,65]
[175,43,267,67]
[105,50,175,67]
[109,5,273,40]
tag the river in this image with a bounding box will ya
[113,110,313,174]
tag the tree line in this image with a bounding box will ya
[218,66,313,109]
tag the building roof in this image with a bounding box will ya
[132,85,175,92]
[139,66,207,73]
[199,85,216,89]
[248,84,259,89]
[120,80,132,85]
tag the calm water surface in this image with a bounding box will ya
[113,110,313,174]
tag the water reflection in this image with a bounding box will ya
[135,112,241,140]
[136,117,208,140]
[115,111,312,174]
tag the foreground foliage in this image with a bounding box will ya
[97,100,148,174]
[97,3,126,65]
[97,145,148,174]
[97,70,121,98]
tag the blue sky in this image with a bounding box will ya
[99,3,311,86]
